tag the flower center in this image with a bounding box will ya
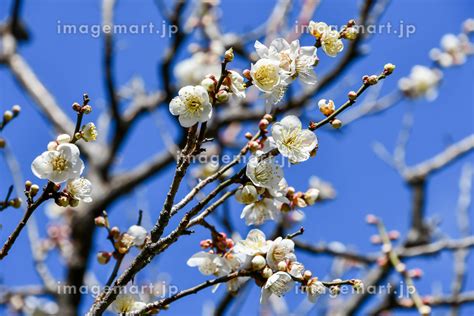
[255,65,278,88]
[52,156,68,172]
[254,163,272,184]
[184,96,203,113]
[282,129,302,149]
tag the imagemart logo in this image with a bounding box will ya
[56,20,179,38]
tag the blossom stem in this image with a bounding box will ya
[311,70,391,131]
[131,270,254,315]
[373,217,430,315]
[0,181,55,259]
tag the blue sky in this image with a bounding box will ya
[0,0,473,315]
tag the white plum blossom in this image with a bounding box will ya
[240,198,279,226]
[31,143,84,183]
[272,115,318,163]
[255,39,318,85]
[66,177,93,203]
[398,65,442,100]
[174,51,221,86]
[430,33,472,67]
[308,21,343,57]
[260,271,294,303]
[82,122,97,142]
[295,46,318,85]
[266,237,296,270]
[235,184,259,204]
[250,57,285,93]
[228,70,246,99]
[127,225,148,247]
[169,85,212,127]
[309,176,336,200]
[233,229,272,256]
[187,252,229,276]
[112,294,146,313]
[47,134,72,151]
[304,188,320,205]
[306,278,326,303]
[246,155,284,193]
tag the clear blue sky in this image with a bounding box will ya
[0,0,473,315]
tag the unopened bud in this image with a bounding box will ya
[366,75,378,85]
[94,216,107,227]
[244,132,253,140]
[277,261,287,271]
[343,27,358,40]
[331,119,342,129]
[56,196,70,207]
[12,105,21,116]
[110,226,121,239]
[388,230,400,240]
[200,239,213,249]
[216,90,229,103]
[408,268,423,279]
[97,251,112,264]
[259,118,269,131]
[69,197,79,208]
[242,69,251,80]
[251,255,266,270]
[348,91,357,101]
[56,134,72,144]
[25,180,32,191]
[263,114,273,122]
[47,141,58,151]
[384,63,396,75]
[3,111,13,122]
[82,105,92,114]
[201,78,216,92]
[30,184,40,197]
[248,141,259,152]
[9,198,22,208]
[366,214,378,224]
[72,102,81,112]
[0,138,5,148]
[262,267,273,279]
[224,47,234,62]
[303,270,313,280]
[419,305,431,316]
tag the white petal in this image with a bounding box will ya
[31,151,54,179]
[280,115,302,130]
[169,97,185,115]
[254,40,269,58]
[199,102,213,123]
[178,113,198,128]
[299,130,318,151]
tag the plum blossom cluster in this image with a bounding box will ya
[250,38,318,107]
[29,96,95,208]
[399,19,474,101]
[398,65,443,101]
[308,19,358,57]
[429,20,474,68]
[163,18,391,312]
[238,115,319,226]
[169,19,357,128]
[188,229,363,303]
